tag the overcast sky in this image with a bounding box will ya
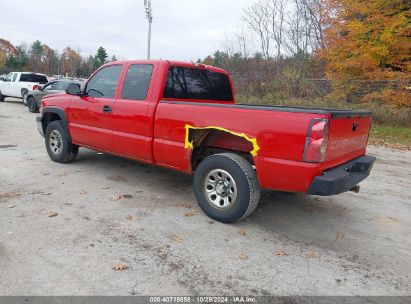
[2,0,254,61]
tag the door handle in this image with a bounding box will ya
[102,105,112,113]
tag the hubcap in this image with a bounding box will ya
[203,169,237,209]
[49,130,63,155]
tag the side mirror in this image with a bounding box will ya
[66,83,82,96]
[0,77,4,81]
[38,85,43,91]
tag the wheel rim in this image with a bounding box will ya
[203,169,238,209]
[49,130,63,155]
[23,93,27,105]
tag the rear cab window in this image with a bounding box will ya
[163,66,233,102]
[20,74,48,84]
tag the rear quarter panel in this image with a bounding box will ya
[153,101,325,192]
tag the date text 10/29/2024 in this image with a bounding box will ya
[149,296,257,303]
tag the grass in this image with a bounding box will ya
[369,124,411,149]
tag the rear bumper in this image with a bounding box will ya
[36,115,44,137]
[307,155,376,196]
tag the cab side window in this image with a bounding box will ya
[121,64,153,100]
[86,65,122,98]
[12,73,18,82]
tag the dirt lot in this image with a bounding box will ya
[0,99,410,296]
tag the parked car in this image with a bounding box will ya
[26,80,81,113]
[36,60,376,223]
[0,72,48,103]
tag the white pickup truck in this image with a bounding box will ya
[0,72,48,104]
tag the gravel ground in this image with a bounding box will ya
[0,99,410,296]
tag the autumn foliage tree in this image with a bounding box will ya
[60,47,82,76]
[321,0,411,105]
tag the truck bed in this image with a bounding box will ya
[156,100,372,192]
[163,100,372,117]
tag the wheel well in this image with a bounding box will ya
[190,128,256,170]
[42,112,61,134]
[21,88,28,96]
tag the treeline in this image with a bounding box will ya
[200,0,410,107]
[0,39,117,77]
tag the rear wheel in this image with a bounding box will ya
[45,120,78,163]
[193,153,260,223]
[28,97,39,113]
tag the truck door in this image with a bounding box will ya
[10,73,20,97]
[66,64,123,152]
[2,73,14,96]
[112,63,155,161]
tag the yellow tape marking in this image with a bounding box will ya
[184,124,260,157]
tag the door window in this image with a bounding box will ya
[121,64,153,100]
[54,81,72,91]
[43,82,56,91]
[86,65,122,98]
[5,73,13,82]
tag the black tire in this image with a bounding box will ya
[28,97,39,113]
[22,90,28,106]
[0,91,4,102]
[45,120,78,163]
[193,153,260,223]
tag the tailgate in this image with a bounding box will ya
[326,114,371,162]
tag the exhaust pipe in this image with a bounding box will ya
[349,185,360,193]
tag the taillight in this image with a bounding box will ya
[33,85,38,91]
[303,119,329,162]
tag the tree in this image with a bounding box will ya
[322,0,410,79]
[0,49,6,73]
[94,47,108,69]
[243,0,271,59]
[60,47,81,76]
[30,40,43,72]
[111,55,118,62]
[6,45,29,72]
[321,0,411,105]
[41,44,59,75]
[79,55,96,78]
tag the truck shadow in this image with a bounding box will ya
[76,149,359,253]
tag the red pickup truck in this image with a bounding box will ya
[37,60,376,223]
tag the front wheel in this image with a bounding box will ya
[28,97,39,113]
[45,120,78,163]
[0,90,5,102]
[193,153,261,223]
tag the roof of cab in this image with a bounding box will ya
[104,59,228,75]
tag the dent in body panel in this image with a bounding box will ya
[184,124,260,156]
